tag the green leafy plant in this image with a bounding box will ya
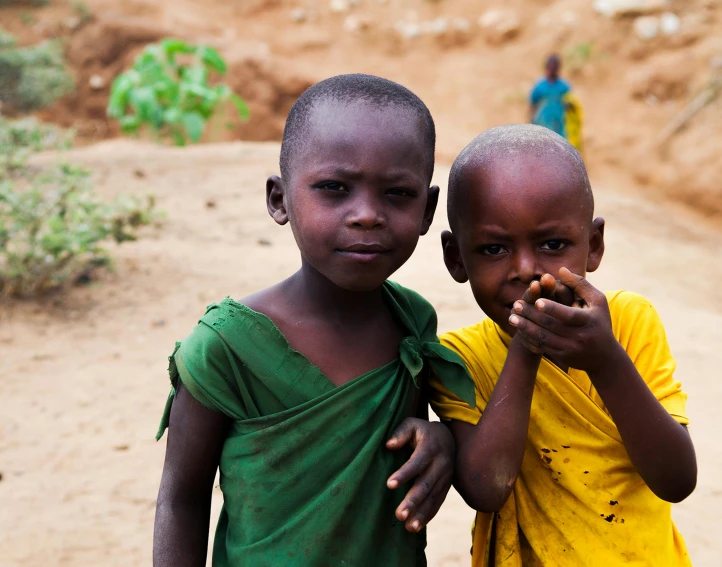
[0,28,74,111]
[564,42,594,76]
[107,38,249,146]
[71,2,92,23]
[0,117,160,297]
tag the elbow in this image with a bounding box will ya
[455,473,515,513]
[651,467,698,504]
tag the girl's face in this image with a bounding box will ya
[268,101,438,292]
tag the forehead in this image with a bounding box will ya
[292,100,429,178]
[459,153,590,233]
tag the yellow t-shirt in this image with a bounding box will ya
[431,291,691,567]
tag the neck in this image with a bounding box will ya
[286,261,386,324]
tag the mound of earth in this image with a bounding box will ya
[2,0,721,218]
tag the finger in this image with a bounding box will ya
[553,281,576,307]
[404,476,448,532]
[509,313,569,351]
[396,466,448,528]
[512,300,566,335]
[534,297,590,327]
[558,267,600,304]
[521,280,542,304]
[386,417,419,451]
[387,445,433,490]
[539,273,557,299]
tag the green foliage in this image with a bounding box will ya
[71,2,92,23]
[0,28,74,111]
[107,38,249,146]
[564,42,594,75]
[0,117,160,297]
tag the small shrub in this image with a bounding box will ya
[70,2,92,23]
[564,42,594,76]
[107,38,249,146]
[0,28,74,112]
[0,118,160,297]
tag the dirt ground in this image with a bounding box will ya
[2,0,722,565]
[1,140,721,566]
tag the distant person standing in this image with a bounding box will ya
[530,54,571,137]
[530,54,584,151]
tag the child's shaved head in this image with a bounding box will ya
[447,124,593,231]
[280,74,436,182]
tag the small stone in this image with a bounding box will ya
[343,15,371,33]
[257,238,272,246]
[329,0,350,13]
[290,8,307,23]
[88,74,105,90]
[478,9,521,45]
[394,21,422,39]
[424,17,449,36]
[113,444,130,452]
[659,12,680,35]
[593,0,671,18]
[633,16,659,40]
[63,16,82,31]
[133,168,146,178]
[205,199,217,208]
[452,18,471,32]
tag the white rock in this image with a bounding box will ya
[88,75,105,90]
[593,0,671,18]
[329,0,349,13]
[394,20,422,39]
[290,8,307,23]
[343,15,371,32]
[659,12,680,35]
[634,15,659,40]
[424,17,449,36]
[63,16,82,30]
[478,9,521,45]
[452,18,471,32]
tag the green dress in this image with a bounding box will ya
[157,281,474,566]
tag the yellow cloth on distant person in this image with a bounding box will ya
[431,291,691,566]
[563,92,584,153]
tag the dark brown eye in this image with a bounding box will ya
[481,245,504,256]
[541,240,566,251]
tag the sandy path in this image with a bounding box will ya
[1,140,720,566]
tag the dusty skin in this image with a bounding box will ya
[1,140,721,566]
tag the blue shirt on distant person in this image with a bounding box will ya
[530,76,571,137]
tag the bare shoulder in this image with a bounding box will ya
[236,278,296,325]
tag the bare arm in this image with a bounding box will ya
[154,383,230,567]
[511,268,697,503]
[451,336,541,512]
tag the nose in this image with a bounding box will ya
[509,249,542,284]
[346,194,386,230]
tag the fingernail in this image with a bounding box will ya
[536,300,546,310]
[388,438,397,446]
[387,479,398,489]
[412,520,420,531]
[509,315,519,325]
[401,509,409,520]
[513,302,523,312]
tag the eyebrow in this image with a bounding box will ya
[309,166,423,184]
[470,222,579,241]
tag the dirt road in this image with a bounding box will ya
[1,141,720,566]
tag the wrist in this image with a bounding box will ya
[585,340,627,383]
[509,335,543,367]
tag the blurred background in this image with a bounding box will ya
[1,1,720,565]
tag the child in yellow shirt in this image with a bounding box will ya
[431,124,697,566]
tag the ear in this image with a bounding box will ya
[266,175,289,225]
[441,230,469,283]
[586,217,605,273]
[420,185,440,236]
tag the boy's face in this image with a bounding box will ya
[268,100,438,292]
[443,154,604,336]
